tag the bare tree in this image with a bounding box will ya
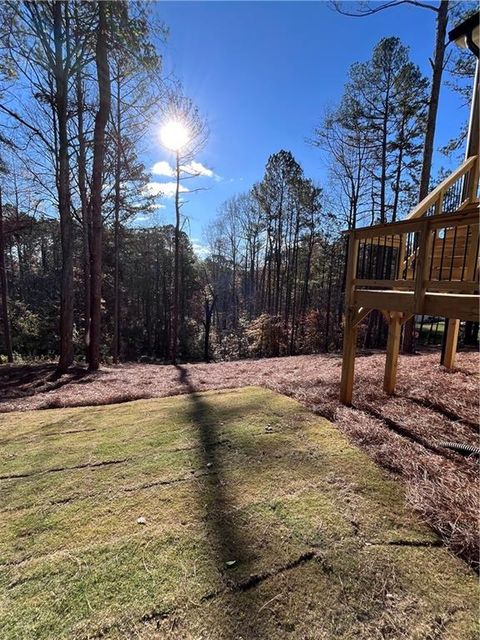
[310,108,371,230]
[0,186,12,362]
[1,1,95,372]
[160,92,208,363]
[88,1,112,370]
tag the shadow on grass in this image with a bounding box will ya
[175,364,259,638]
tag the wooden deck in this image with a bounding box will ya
[340,155,480,404]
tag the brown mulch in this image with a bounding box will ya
[1,350,479,568]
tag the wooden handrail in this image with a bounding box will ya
[353,208,479,240]
[406,155,478,220]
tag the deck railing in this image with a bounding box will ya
[345,155,479,315]
[348,208,479,313]
[406,155,479,219]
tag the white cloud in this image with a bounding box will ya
[133,214,150,223]
[151,161,175,177]
[148,203,166,210]
[143,181,189,198]
[191,239,210,259]
[151,159,216,179]
[181,161,214,177]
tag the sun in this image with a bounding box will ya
[160,120,189,152]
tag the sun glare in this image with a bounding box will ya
[160,120,189,152]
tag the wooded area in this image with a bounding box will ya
[0,1,476,370]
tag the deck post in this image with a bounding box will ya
[414,222,434,315]
[340,309,358,405]
[340,232,359,405]
[383,312,402,395]
[443,319,460,369]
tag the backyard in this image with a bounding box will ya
[0,3,479,638]
[1,377,478,639]
[0,349,478,638]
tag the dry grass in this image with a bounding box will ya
[1,350,478,567]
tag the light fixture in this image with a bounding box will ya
[449,12,479,57]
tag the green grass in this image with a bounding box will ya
[0,387,478,639]
[416,320,445,345]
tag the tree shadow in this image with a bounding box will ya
[0,363,95,404]
[403,394,479,432]
[175,365,261,638]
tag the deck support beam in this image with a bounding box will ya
[383,312,403,395]
[443,318,460,369]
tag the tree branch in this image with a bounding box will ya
[0,103,52,149]
[330,0,439,17]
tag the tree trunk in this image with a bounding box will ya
[392,115,406,223]
[88,1,111,371]
[112,74,121,364]
[0,188,13,363]
[54,1,74,374]
[204,295,216,362]
[418,0,449,202]
[171,151,181,364]
[13,173,24,300]
[403,0,449,354]
[464,321,479,346]
[324,245,335,352]
[76,62,90,360]
[379,81,391,224]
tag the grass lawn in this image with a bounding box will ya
[0,387,478,640]
[416,320,445,345]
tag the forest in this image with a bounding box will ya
[0,1,476,370]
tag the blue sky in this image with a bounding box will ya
[140,1,471,247]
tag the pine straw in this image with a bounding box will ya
[1,350,478,568]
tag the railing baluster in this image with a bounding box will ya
[448,224,458,281]
[460,225,470,282]
[438,226,447,281]
[396,233,405,280]
[429,229,437,280]
[367,237,374,279]
[465,223,479,282]
[379,236,387,279]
